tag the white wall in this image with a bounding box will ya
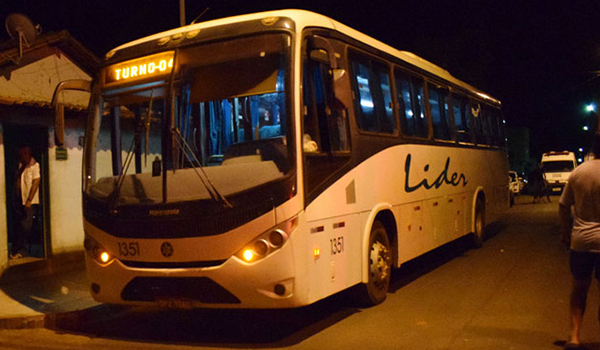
[48,128,85,254]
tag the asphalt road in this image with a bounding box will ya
[0,195,597,350]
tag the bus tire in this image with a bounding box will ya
[471,198,486,248]
[355,220,392,306]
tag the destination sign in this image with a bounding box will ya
[105,51,174,84]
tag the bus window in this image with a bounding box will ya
[395,69,428,138]
[303,59,349,153]
[349,53,396,134]
[483,106,498,146]
[471,101,488,145]
[451,94,471,143]
[303,46,351,198]
[428,83,452,141]
[497,110,507,147]
[490,108,506,147]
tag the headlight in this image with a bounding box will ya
[84,234,113,265]
[235,216,298,263]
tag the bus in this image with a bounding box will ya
[53,9,508,308]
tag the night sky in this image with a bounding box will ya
[1,0,600,159]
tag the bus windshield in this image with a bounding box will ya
[85,33,293,207]
[542,161,574,173]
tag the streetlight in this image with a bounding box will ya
[585,103,598,133]
[586,103,596,113]
[581,102,599,162]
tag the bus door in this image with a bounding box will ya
[301,35,360,300]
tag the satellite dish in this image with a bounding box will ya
[5,13,41,63]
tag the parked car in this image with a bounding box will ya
[509,170,520,195]
[518,177,526,191]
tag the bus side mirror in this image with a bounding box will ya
[51,79,91,147]
[307,35,351,110]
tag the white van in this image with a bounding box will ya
[541,151,577,193]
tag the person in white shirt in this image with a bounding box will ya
[11,145,40,259]
[559,133,600,348]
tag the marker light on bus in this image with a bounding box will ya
[100,252,110,263]
[313,248,321,258]
[242,249,254,262]
[235,217,298,263]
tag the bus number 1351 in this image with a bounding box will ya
[330,236,344,255]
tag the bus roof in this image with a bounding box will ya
[107,9,500,105]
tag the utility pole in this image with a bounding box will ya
[179,0,186,26]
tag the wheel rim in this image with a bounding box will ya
[369,240,391,291]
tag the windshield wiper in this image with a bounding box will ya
[172,127,233,208]
[107,90,157,212]
[107,128,138,212]
[144,89,154,167]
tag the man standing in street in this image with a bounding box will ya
[11,145,40,259]
[559,133,600,349]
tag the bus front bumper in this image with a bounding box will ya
[547,181,566,193]
[85,241,303,309]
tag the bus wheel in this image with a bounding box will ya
[356,220,392,306]
[472,198,485,248]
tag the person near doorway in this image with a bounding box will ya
[10,145,41,259]
[559,133,600,348]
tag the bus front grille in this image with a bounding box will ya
[120,260,226,269]
[121,277,241,304]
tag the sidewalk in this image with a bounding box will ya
[0,252,108,329]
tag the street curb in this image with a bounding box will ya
[0,308,89,330]
[0,313,45,330]
[0,305,129,330]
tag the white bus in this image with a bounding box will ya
[54,9,508,308]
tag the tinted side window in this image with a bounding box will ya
[395,69,428,138]
[350,53,396,134]
[450,94,471,143]
[302,40,352,203]
[465,101,479,144]
[494,108,506,147]
[428,83,452,141]
[303,59,350,154]
[484,105,500,146]
[473,104,483,145]
[376,63,395,133]
[471,101,489,145]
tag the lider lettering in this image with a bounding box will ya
[404,154,467,193]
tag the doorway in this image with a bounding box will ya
[3,123,49,261]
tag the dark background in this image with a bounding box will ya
[1,0,600,160]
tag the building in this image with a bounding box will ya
[506,126,535,176]
[0,30,99,274]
